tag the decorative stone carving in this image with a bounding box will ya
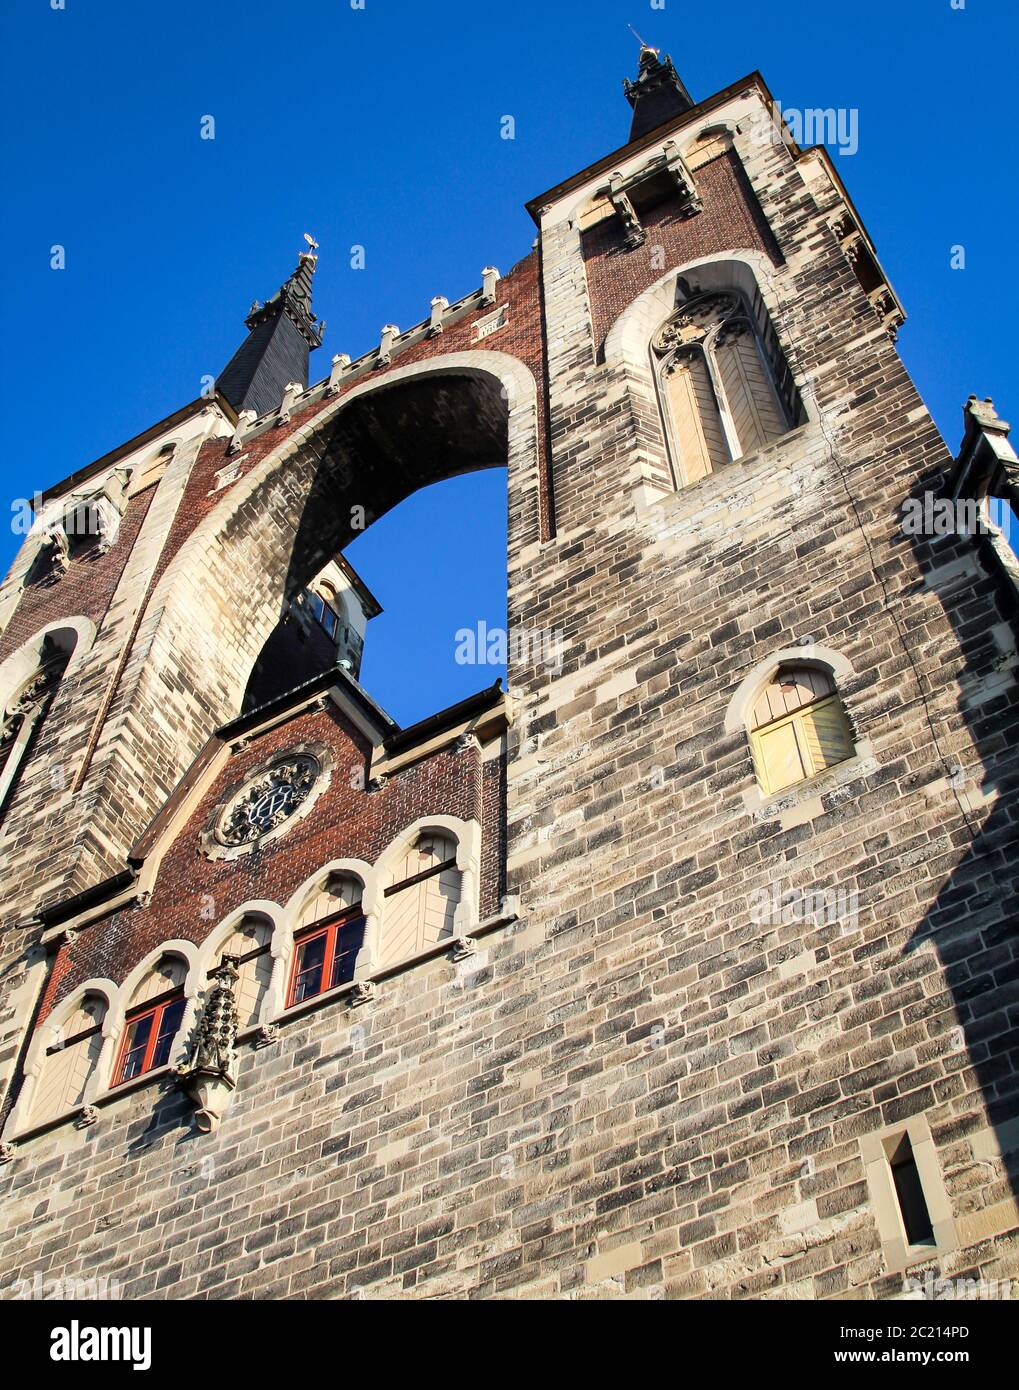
[608,175,645,251]
[0,1142,16,1163]
[253,1022,279,1049]
[451,936,476,961]
[328,354,351,393]
[651,294,736,357]
[367,773,389,794]
[350,980,375,1007]
[175,956,239,1133]
[75,1105,100,1129]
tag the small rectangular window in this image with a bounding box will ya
[286,911,365,1008]
[114,992,186,1084]
[889,1134,935,1246]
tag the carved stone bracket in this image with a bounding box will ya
[253,1022,279,1050]
[75,1105,100,1129]
[608,176,646,251]
[451,936,476,961]
[0,1142,16,1164]
[368,773,389,794]
[350,980,375,1008]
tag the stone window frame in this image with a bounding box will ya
[0,618,95,827]
[602,252,818,504]
[725,644,877,825]
[861,1114,959,1275]
[5,977,117,1139]
[651,286,798,488]
[3,939,200,1142]
[199,740,335,862]
[23,471,130,584]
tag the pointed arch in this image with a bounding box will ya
[63,351,538,886]
[8,978,116,1135]
[0,618,95,828]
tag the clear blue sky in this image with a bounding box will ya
[1,0,1015,725]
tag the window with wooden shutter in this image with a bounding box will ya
[380,832,461,969]
[212,915,274,1028]
[34,994,106,1125]
[749,667,854,794]
[653,290,795,487]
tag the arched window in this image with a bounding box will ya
[749,666,854,794]
[653,290,793,485]
[0,634,73,822]
[209,914,274,1029]
[31,992,107,1126]
[379,831,461,970]
[113,954,188,1084]
[304,585,341,640]
[287,874,366,1006]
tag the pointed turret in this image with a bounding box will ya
[217,249,325,419]
[623,44,694,142]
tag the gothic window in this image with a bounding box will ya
[287,875,365,1006]
[653,291,796,486]
[749,666,854,795]
[379,832,461,970]
[32,993,107,1126]
[210,915,274,1029]
[0,637,72,823]
[114,955,188,1084]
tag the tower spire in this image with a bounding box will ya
[622,41,694,142]
[216,246,325,419]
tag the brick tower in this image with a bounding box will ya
[0,47,1017,1302]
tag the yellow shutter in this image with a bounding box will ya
[799,696,853,775]
[33,1031,104,1125]
[751,696,853,793]
[664,351,729,484]
[751,720,808,794]
[715,327,786,458]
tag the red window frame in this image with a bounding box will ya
[286,906,365,1008]
[113,990,186,1086]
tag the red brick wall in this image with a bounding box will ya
[39,701,498,1019]
[150,251,550,584]
[581,151,781,354]
[0,486,154,664]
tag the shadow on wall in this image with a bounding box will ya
[901,411,1019,1211]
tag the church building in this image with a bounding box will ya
[0,48,1017,1301]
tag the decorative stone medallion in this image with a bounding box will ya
[201,743,333,861]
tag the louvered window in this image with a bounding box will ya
[34,995,107,1125]
[749,667,854,795]
[208,915,274,1028]
[380,833,461,969]
[653,291,797,486]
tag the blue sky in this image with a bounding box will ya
[1,0,1015,725]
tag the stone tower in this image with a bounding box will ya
[0,48,1017,1302]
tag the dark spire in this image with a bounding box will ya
[216,249,325,418]
[623,44,694,142]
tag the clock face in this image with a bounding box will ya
[216,756,320,848]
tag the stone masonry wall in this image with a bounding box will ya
[0,79,1016,1301]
